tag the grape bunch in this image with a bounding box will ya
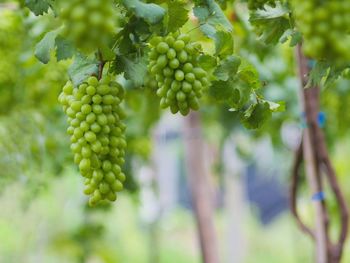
[291,0,350,63]
[148,32,209,116]
[247,0,276,10]
[58,76,126,206]
[59,0,117,52]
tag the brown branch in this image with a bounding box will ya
[295,44,349,263]
[290,140,316,239]
[183,112,220,263]
[296,44,330,262]
[317,134,349,262]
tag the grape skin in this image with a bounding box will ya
[59,76,126,206]
[148,32,208,116]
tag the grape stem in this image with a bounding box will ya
[97,50,105,80]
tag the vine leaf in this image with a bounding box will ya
[214,55,241,81]
[308,62,347,88]
[35,30,75,63]
[280,29,302,47]
[214,30,234,57]
[112,56,148,87]
[198,54,217,71]
[122,0,165,25]
[249,2,291,44]
[267,100,285,112]
[209,80,235,102]
[193,0,233,57]
[55,36,75,61]
[241,101,272,129]
[193,0,232,34]
[35,29,59,64]
[167,0,189,33]
[25,0,53,15]
[68,54,99,86]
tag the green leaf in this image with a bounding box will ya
[122,0,166,25]
[167,0,189,32]
[198,54,217,71]
[193,0,232,34]
[308,61,329,88]
[55,36,75,61]
[214,30,234,57]
[249,2,291,44]
[34,29,59,64]
[25,0,52,15]
[112,56,148,87]
[193,1,233,56]
[237,62,261,90]
[99,44,115,61]
[68,54,99,86]
[250,2,289,20]
[280,29,302,47]
[266,100,285,112]
[209,80,233,102]
[241,101,272,129]
[214,55,241,81]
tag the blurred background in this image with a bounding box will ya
[1,1,350,263]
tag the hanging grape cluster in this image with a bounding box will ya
[291,0,350,63]
[247,0,276,10]
[58,76,126,206]
[148,32,209,116]
[59,0,117,52]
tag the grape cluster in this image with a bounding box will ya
[291,0,350,63]
[59,0,117,52]
[247,0,276,10]
[58,76,126,206]
[148,32,209,116]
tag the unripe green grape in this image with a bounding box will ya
[76,112,86,121]
[81,104,92,114]
[167,48,177,60]
[81,95,92,104]
[111,180,123,192]
[92,94,102,104]
[79,158,91,172]
[173,40,185,51]
[178,50,188,63]
[175,70,185,81]
[103,171,114,182]
[107,192,117,202]
[156,42,169,53]
[70,118,80,127]
[182,81,192,93]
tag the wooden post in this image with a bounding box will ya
[296,45,329,263]
[183,111,220,263]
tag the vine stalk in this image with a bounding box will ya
[183,112,220,263]
[291,44,349,263]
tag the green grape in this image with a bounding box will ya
[148,32,209,116]
[59,76,126,206]
[58,0,118,52]
[290,0,350,63]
